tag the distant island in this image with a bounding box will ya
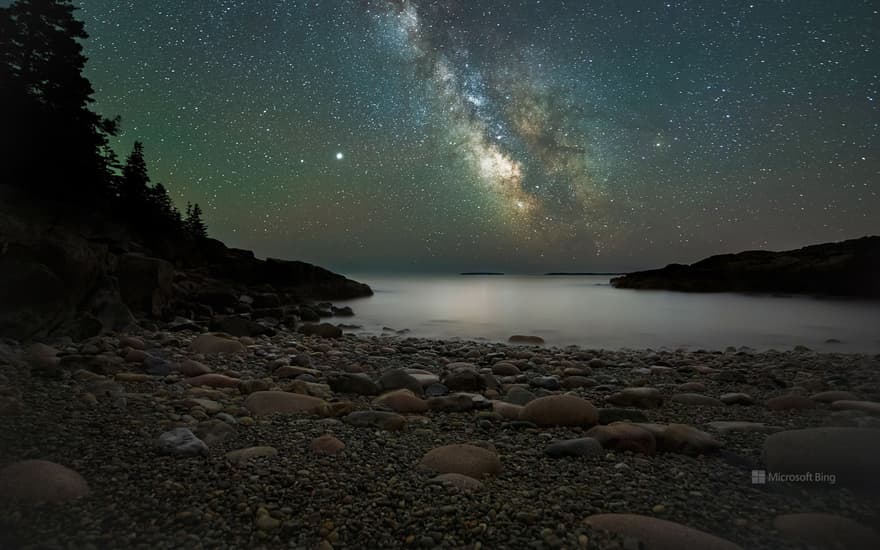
[611,236,880,298]
[460,272,506,276]
[545,272,622,276]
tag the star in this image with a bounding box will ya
[336,152,344,160]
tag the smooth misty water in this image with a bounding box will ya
[335,275,880,352]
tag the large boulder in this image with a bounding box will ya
[520,395,598,427]
[419,444,502,479]
[764,428,880,491]
[117,253,174,317]
[0,227,109,340]
[585,514,743,550]
[0,460,90,503]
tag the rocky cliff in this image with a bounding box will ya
[0,188,372,341]
[610,237,880,298]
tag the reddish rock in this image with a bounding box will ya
[188,333,247,355]
[419,444,502,479]
[766,394,817,410]
[0,460,90,503]
[520,394,598,427]
[179,359,211,377]
[244,391,327,416]
[585,514,743,550]
[658,424,722,456]
[310,435,346,455]
[373,389,428,414]
[587,422,657,455]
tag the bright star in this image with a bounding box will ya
[336,152,344,160]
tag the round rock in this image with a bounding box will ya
[244,391,327,416]
[585,514,743,550]
[0,460,90,503]
[520,394,598,427]
[419,444,501,479]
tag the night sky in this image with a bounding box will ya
[65,1,880,272]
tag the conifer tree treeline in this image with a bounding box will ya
[1,0,208,242]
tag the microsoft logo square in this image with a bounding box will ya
[751,470,766,484]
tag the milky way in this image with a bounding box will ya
[69,0,878,272]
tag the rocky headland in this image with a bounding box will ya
[1,324,879,549]
[610,236,880,298]
[0,187,372,343]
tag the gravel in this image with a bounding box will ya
[1,329,879,549]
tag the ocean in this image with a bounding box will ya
[334,275,880,353]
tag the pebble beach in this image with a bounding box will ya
[1,326,879,549]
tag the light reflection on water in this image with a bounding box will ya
[335,275,880,352]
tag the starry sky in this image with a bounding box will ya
[55,1,880,271]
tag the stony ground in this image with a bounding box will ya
[1,326,879,550]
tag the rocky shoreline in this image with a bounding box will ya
[1,324,879,549]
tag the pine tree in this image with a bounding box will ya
[0,0,118,198]
[147,182,182,232]
[120,141,149,202]
[184,202,208,239]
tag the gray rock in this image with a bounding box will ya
[530,376,560,390]
[504,386,537,406]
[442,365,485,392]
[425,383,449,397]
[377,368,424,395]
[157,428,208,457]
[327,372,379,395]
[193,419,237,446]
[143,356,174,376]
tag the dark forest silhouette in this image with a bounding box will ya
[0,0,208,242]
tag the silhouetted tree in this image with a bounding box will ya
[146,182,182,233]
[0,0,118,198]
[184,202,208,239]
[119,141,149,204]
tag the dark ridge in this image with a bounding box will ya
[610,236,880,298]
[544,272,622,276]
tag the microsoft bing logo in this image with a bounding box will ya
[751,470,767,484]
